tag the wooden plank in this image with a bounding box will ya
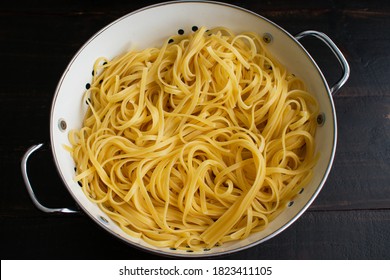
[310,95,390,210]
[334,8,390,98]
[228,209,390,260]
[1,210,388,259]
[0,0,336,14]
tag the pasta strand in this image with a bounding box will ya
[69,26,318,250]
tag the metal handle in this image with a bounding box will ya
[295,30,350,95]
[21,143,78,214]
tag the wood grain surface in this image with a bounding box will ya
[1,0,389,259]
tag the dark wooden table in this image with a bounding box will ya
[1,0,389,260]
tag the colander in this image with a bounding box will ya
[21,0,349,257]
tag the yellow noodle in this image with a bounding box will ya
[68,26,318,250]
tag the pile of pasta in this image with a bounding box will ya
[68,27,318,250]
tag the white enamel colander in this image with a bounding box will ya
[22,1,349,257]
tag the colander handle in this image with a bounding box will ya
[21,143,78,214]
[295,30,350,95]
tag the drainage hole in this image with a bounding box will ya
[58,119,67,132]
[263,33,273,44]
[317,113,325,126]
